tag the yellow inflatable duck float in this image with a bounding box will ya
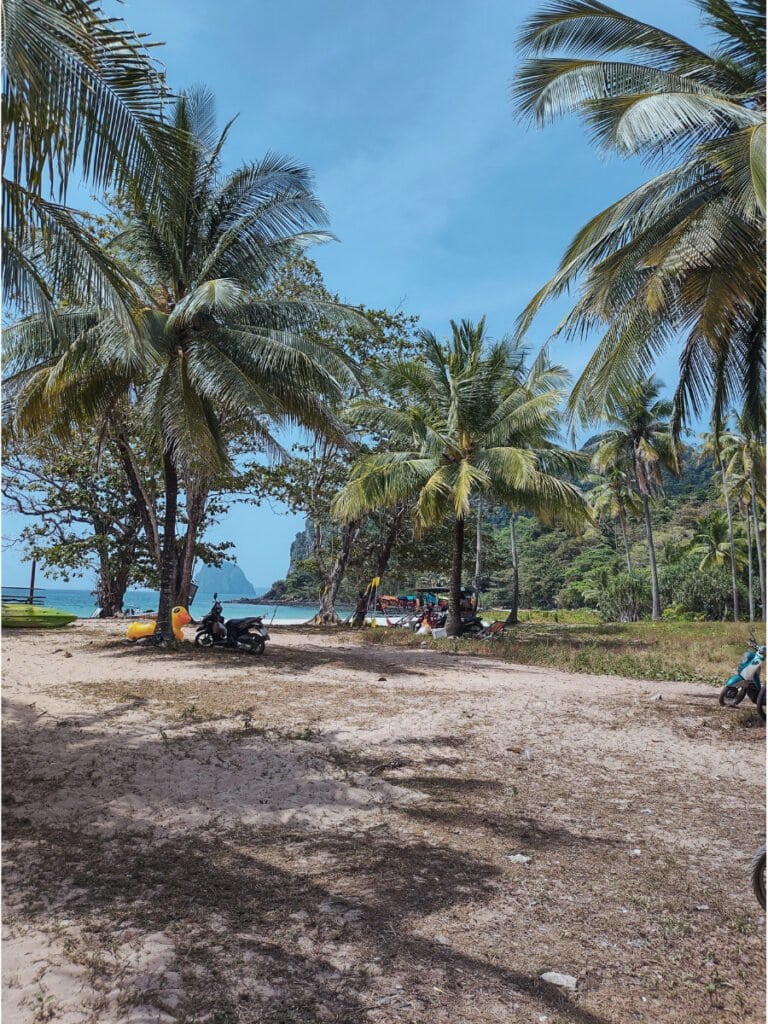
[126,606,192,642]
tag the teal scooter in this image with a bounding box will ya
[719,639,765,709]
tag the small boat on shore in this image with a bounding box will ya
[1,604,78,629]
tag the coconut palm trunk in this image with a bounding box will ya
[641,494,661,620]
[505,511,520,626]
[175,483,207,607]
[618,509,632,572]
[447,515,465,637]
[157,453,179,641]
[717,456,740,622]
[474,498,482,611]
[744,505,755,624]
[751,481,766,619]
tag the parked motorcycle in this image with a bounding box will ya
[194,594,269,654]
[411,608,486,636]
[457,615,487,636]
[719,639,766,708]
[751,844,766,910]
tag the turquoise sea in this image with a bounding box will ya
[8,587,326,624]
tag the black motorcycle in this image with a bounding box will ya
[410,609,486,636]
[194,594,269,654]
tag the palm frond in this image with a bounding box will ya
[3,0,183,234]
[517,0,715,69]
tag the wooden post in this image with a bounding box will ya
[27,559,37,605]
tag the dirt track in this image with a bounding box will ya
[2,621,765,1023]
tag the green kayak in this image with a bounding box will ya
[1,604,77,628]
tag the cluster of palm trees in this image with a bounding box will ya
[584,386,766,622]
[584,379,678,620]
[699,418,766,620]
[3,0,765,634]
[335,319,589,635]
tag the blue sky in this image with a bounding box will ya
[2,0,716,591]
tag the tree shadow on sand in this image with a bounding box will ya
[2,696,617,1024]
[4,816,614,1024]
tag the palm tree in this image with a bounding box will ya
[720,414,766,617]
[514,0,766,434]
[3,0,177,316]
[701,427,742,620]
[688,511,746,571]
[6,89,359,639]
[586,378,679,619]
[333,319,588,636]
[585,465,640,571]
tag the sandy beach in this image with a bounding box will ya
[2,620,765,1023]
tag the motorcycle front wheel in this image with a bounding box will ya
[757,686,766,722]
[247,638,265,655]
[195,633,214,647]
[719,684,747,707]
[751,845,766,909]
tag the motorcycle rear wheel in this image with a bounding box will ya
[718,684,747,707]
[751,845,766,909]
[195,633,214,648]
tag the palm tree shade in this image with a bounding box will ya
[585,377,679,619]
[6,89,361,638]
[333,318,589,636]
[514,0,766,435]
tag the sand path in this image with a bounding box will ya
[2,621,765,1023]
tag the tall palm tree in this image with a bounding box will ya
[688,510,746,571]
[701,426,742,620]
[720,414,766,617]
[585,465,640,570]
[3,0,177,316]
[6,89,359,638]
[586,378,679,619]
[514,0,766,434]
[728,466,758,622]
[333,319,588,636]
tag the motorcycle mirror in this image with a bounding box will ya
[213,592,218,600]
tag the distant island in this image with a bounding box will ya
[196,563,256,595]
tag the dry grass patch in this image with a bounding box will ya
[367,620,761,685]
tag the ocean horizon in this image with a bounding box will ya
[1,586,331,623]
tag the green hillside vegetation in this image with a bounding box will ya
[265,443,758,622]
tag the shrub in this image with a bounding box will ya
[598,570,652,622]
[659,557,746,620]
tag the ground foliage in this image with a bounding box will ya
[270,440,761,622]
